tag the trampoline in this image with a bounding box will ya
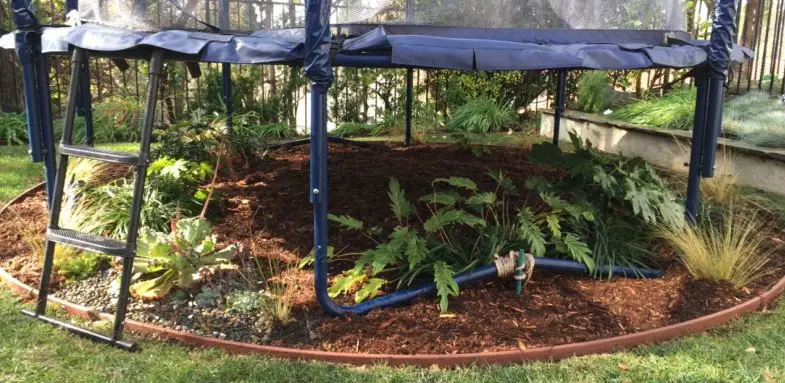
[1,0,750,349]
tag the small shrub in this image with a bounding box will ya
[227,124,269,164]
[251,122,297,140]
[55,252,110,281]
[129,217,238,300]
[529,132,684,227]
[575,72,614,113]
[661,205,772,289]
[610,87,696,131]
[446,98,515,133]
[0,112,28,145]
[66,157,210,239]
[331,123,381,138]
[227,290,264,315]
[152,122,222,164]
[92,96,143,142]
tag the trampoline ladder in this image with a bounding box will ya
[22,47,166,351]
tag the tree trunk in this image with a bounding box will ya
[739,0,760,82]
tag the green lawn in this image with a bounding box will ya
[1,144,785,382]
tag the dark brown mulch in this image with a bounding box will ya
[0,142,783,355]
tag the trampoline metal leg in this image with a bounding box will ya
[685,68,711,224]
[310,82,345,316]
[553,70,567,146]
[222,63,232,133]
[700,77,726,178]
[404,67,413,146]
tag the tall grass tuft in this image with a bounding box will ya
[447,98,514,133]
[332,122,381,138]
[661,204,773,289]
[700,149,738,206]
[610,87,697,131]
[723,91,785,149]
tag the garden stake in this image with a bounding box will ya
[515,249,525,296]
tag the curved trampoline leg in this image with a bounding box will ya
[310,82,346,316]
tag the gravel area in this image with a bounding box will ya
[52,267,284,343]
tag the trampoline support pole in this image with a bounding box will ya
[685,0,736,223]
[553,70,566,146]
[404,67,413,146]
[35,52,57,205]
[15,31,43,164]
[685,67,710,224]
[701,77,725,179]
[15,29,56,206]
[222,63,232,132]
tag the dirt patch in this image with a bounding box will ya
[1,142,783,355]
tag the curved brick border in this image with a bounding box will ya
[2,184,784,367]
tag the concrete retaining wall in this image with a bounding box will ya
[540,110,785,195]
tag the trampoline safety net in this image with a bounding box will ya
[76,0,688,33]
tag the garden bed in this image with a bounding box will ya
[1,143,784,356]
[540,109,785,195]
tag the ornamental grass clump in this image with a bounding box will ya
[723,91,785,149]
[661,205,773,289]
[699,149,738,207]
[447,98,515,133]
[610,87,696,131]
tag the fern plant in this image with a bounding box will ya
[528,131,682,276]
[327,174,594,313]
[529,131,683,227]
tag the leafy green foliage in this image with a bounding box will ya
[54,252,111,281]
[129,217,238,300]
[91,96,144,142]
[53,97,144,144]
[610,87,696,130]
[250,122,297,140]
[388,177,414,224]
[446,98,515,133]
[226,290,266,315]
[529,132,682,275]
[611,90,785,149]
[325,174,594,312]
[575,72,615,113]
[433,261,458,313]
[331,123,381,138]
[60,156,210,244]
[90,157,210,237]
[0,112,28,145]
[530,131,683,227]
[152,122,222,164]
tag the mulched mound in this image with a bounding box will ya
[1,142,783,355]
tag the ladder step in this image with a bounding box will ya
[60,144,140,165]
[21,310,138,351]
[47,228,128,257]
